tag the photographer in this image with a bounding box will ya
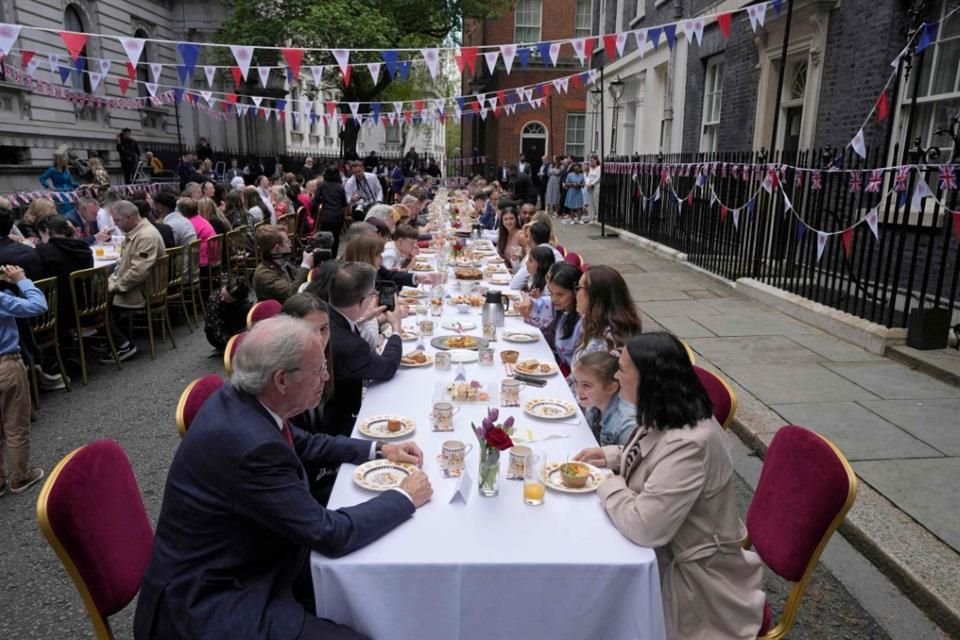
[115,128,140,185]
[344,160,382,224]
[251,225,313,304]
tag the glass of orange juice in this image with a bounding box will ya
[523,453,546,506]
[94,246,105,258]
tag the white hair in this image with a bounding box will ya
[364,204,393,223]
[230,316,319,395]
[230,176,245,190]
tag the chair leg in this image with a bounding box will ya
[76,330,89,385]
[53,341,71,392]
[164,308,177,349]
[104,318,123,371]
[146,308,157,360]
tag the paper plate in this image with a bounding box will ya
[523,398,577,420]
[544,462,606,494]
[400,329,421,341]
[353,460,419,491]
[357,415,416,439]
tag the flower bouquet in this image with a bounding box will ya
[451,239,466,260]
[471,407,515,497]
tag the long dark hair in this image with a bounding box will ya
[548,262,580,340]
[625,333,712,430]
[528,245,556,292]
[579,265,642,351]
[496,206,519,259]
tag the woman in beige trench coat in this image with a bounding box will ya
[576,333,765,640]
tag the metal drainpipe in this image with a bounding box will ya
[661,0,684,153]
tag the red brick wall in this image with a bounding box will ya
[461,0,588,175]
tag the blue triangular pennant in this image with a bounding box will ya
[309,112,318,124]
[58,65,72,84]
[772,0,784,15]
[664,25,677,50]
[536,42,551,64]
[579,71,590,85]
[174,87,185,104]
[747,199,757,220]
[381,50,399,78]
[455,96,466,111]
[796,219,807,242]
[916,23,937,54]
[898,190,908,207]
[275,99,286,112]
[397,60,411,81]
[176,42,201,74]
[292,113,299,128]
[371,102,381,121]
[177,64,190,85]
[648,27,662,48]
[73,56,85,76]
[517,47,531,69]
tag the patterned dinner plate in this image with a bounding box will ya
[513,360,559,377]
[399,288,427,299]
[357,415,416,439]
[400,353,433,368]
[353,459,419,491]
[523,398,577,420]
[503,330,540,343]
[544,462,606,494]
[400,329,421,341]
[430,335,489,351]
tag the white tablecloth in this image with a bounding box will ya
[311,268,665,640]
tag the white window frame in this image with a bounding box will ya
[635,0,646,22]
[514,0,542,44]
[575,0,592,39]
[700,58,724,152]
[615,0,625,34]
[565,112,586,158]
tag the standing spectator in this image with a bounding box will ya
[558,155,572,219]
[38,146,77,217]
[145,151,164,175]
[105,200,166,362]
[179,199,216,267]
[115,128,141,185]
[545,155,563,214]
[497,161,511,188]
[175,153,200,191]
[537,154,551,208]
[344,161,383,223]
[517,153,530,177]
[403,146,419,177]
[583,155,602,223]
[195,137,213,163]
[87,157,111,194]
[225,158,242,182]
[512,171,538,206]
[563,162,586,224]
[313,167,349,257]
[0,264,47,495]
[153,191,197,248]
[390,163,405,201]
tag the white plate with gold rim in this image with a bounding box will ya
[514,360,559,377]
[442,319,477,331]
[353,459,419,491]
[399,329,421,341]
[503,330,540,343]
[524,398,577,420]
[399,288,427,299]
[544,462,606,494]
[400,353,433,368]
[357,415,416,439]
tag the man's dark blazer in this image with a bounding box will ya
[133,384,414,640]
[326,309,403,435]
[376,264,415,288]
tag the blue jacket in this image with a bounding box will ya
[478,201,497,230]
[134,384,415,640]
[0,278,47,354]
[586,393,638,446]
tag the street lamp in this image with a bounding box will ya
[608,77,625,156]
[589,87,602,154]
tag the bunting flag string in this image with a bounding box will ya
[0,180,178,207]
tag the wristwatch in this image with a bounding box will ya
[374,441,386,459]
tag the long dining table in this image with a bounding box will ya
[310,240,666,640]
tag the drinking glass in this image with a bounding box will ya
[523,453,546,506]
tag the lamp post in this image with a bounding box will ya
[590,87,602,154]
[608,77,625,157]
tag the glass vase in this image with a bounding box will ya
[478,447,501,497]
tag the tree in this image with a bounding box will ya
[217,0,512,154]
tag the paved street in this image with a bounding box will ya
[0,226,953,638]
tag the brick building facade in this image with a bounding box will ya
[461,0,593,178]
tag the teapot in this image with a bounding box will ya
[481,290,510,327]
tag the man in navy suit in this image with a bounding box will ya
[134,315,432,640]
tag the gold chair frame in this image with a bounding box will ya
[69,266,122,385]
[164,245,193,332]
[28,277,72,406]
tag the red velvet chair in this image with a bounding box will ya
[746,426,858,639]
[223,331,246,376]
[680,339,697,364]
[554,244,567,257]
[694,365,737,429]
[246,299,283,328]
[36,440,154,640]
[564,252,583,271]
[175,374,225,437]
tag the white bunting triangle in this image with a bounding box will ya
[571,38,587,66]
[367,62,381,85]
[616,33,628,56]
[487,95,498,109]
[548,42,561,65]
[682,19,705,46]
[348,101,360,116]
[387,112,397,125]
[257,66,271,88]
[453,105,462,121]
[911,175,935,209]
[25,57,40,78]
[118,37,145,67]
[0,24,20,57]
[634,30,647,57]
[505,103,517,115]
[866,208,880,239]
[850,127,867,160]
[483,50,499,74]
[310,65,324,85]
[782,189,793,212]
[99,58,112,75]
[434,98,446,114]
[479,107,488,121]
[48,53,59,74]
[332,49,350,75]
[230,45,254,80]
[251,95,263,108]
[747,5,767,32]
[393,101,403,114]
[500,44,517,74]
[421,48,440,79]
[88,71,103,92]
[237,103,249,117]
[145,82,158,97]
[816,232,829,262]
[732,208,740,229]
[551,78,564,94]
[203,65,216,87]
[200,90,214,106]
[149,62,163,84]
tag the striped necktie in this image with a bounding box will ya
[622,428,650,473]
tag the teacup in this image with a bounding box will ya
[440,440,474,473]
[507,445,532,479]
[501,378,526,407]
[431,401,459,431]
[419,319,435,336]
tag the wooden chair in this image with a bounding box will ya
[27,277,72,407]
[248,221,267,281]
[184,240,204,322]
[202,233,224,299]
[129,254,175,359]
[746,426,858,639]
[164,245,192,332]
[175,374,225,437]
[224,226,248,284]
[693,365,737,430]
[69,267,122,385]
[36,440,154,640]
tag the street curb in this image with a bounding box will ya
[886,346,960,389]
[586,222,960,638]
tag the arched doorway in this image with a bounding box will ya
[520,121,547,174]
[63,5,92,93]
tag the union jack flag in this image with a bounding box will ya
[865,169,883,193]
[795,172,804,188]
[939,165,957,191]
[811,171,823,190]
[849,172,863,193]
[661,166,670,185]
[894,167,911,192]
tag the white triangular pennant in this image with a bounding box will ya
[393,101,403,114]
[487,95,498,109]
[866,208,879,239]
[387,112,397,125]
[434,98,446,114]
[118,37,145,68]
[548,42,561,66]
[911,176,935,209]
[257,66,271,88]
[251,95,263,108]
[88,71,103,92]
[616,33,628,56]
[48,53,60,73]
[25,57,41,78]
[748,5,767,32]
[145,82,158,97]
[310,65,324,85]
[571,38,586,65]
[500,44,517,74]
[200,90,213,106]
[850,127,867,160]
[551,78,564,94]
[203,65,216,87]
[732,208,740,229]
[149,62,163,84]
[98,58,111,75]
[816,232,829,262]
[479,107,488,120]
[230,45,254,80]
[332,49,350,74]
[421,48,439,79]
[505,103,517,115]
[483,50,499,73]
[367,62,381,85]
[782,189,793,212]
[634,30,647,57]
[348,101,360,116]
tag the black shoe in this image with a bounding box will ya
[100,343,137,364]
[87,339,112,355]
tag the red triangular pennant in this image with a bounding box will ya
[875,91,889,124]
[570,74,582,89]
[341,66,352,87]
[282,48,304,81]
[126,62,136,80]
[226,93,238,105]
[841,228,854,257]
[59,31,88,61]
[21,50,34,69]
[118,76,130,96]
[583,37,595,62]
[459,47,478,75]
[952,211,960,243]
[230,66,243,87]
[326,101,337,116]
[603,34,618,60]
[541,83,551,98]
[720,205,728,222]
[414,100,424,112]
[687,192,694,206]
[717,13,733,39]
[404,111,412,124]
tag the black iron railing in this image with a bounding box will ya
[598,147,959,329]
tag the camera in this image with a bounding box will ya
[303,231,334,265]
